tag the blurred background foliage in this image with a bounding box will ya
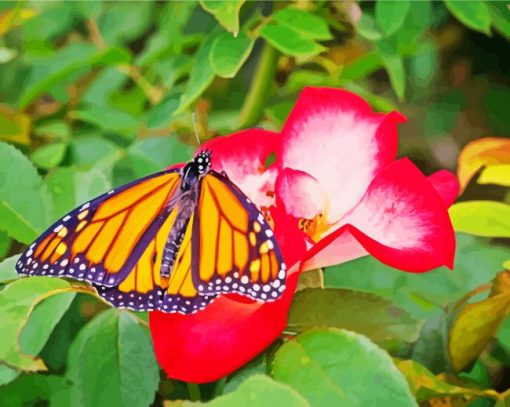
[0,0,510,406]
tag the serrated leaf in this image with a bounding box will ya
[210,31,254,78]
[261,24,324,57]
[271,8,332,40]
[449,292,510,371]
[449,201,510,238]
[30,141,67,169]
[444,0,492,35]
[272,329,417,406]
[0,277,72,371]
[172,375,309,407]
[66,309,159,407]
[0,142,52,244]
[375,0,411,37]
[287,288,422,345]
[199,0,245,34]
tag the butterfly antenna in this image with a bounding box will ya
[192,112,201,146]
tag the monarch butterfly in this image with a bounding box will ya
[15,151,286,314]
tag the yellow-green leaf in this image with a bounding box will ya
[457,137,510,192]
[478,164,510,187]
[449,201,510,238]
[396,359,498,402]
[0,105,31,145]
[0,277,72,371]
[448,293,510,371]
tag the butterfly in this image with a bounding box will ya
[15,150,286,314]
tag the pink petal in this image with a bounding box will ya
[200,128,280,208]
[277,87,406,223]
[301,226,368,271]
[428,170,460,207]
[275,168,325,219]
[338,158,455,272]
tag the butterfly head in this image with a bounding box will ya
[194,150,212,175]
[181,150,212,191]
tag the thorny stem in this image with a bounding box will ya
[85,19,163,105]
[237,43,278,129]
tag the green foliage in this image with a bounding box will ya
[272,329,417,406]
[0,0,509,405]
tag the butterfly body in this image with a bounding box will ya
[16,151,286,314]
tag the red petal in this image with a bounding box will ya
[428,170,459,207]
[199,129,280,208]
[149,272,299,383]
[277,87,406,223]
[305,159,455,272]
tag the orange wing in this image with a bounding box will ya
[16,170,181,291]
[192,172,287,301]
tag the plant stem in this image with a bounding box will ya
[237,43,278,129]
[187,383,201,401]
[213,377,227,398]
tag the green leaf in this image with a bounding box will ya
[449,201,510,238]
[0,254,19,283]
[44,165,112,219]
[261,24,325,57]
[146,92,181,129]
[0,106,31,145]
[271,8,332,40]
[0,373,71,404]
[444,0,492,35]
[489,1,510,40]
[287,288,422,346]
[377,42,406,100]
[98,2,154,46]
[199,0,245,34]
[375,0,411,37]
[35,120,71,141]
[210,31,255,78]
[68,135,121,166]
[223,356,267,394]
[356,13,383,41]
[325,234,510,319]
[73,104,139,139]
[272,329,417,406]
[19,44,131,108]
[66,309,159,407]
[180,375,309,406]
[126,136,193,178]
[449,292,510,371]
[0,142,52,244]
[30,141,67,169]
[0,230,12,260]
[174,31,219,115]
[0,277,72,371]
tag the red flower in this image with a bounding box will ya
[149,87,458,383]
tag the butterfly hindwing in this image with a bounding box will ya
[192,171,287,301]
[16,169,181,290]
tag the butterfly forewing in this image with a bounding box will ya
[16,169,181,288]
